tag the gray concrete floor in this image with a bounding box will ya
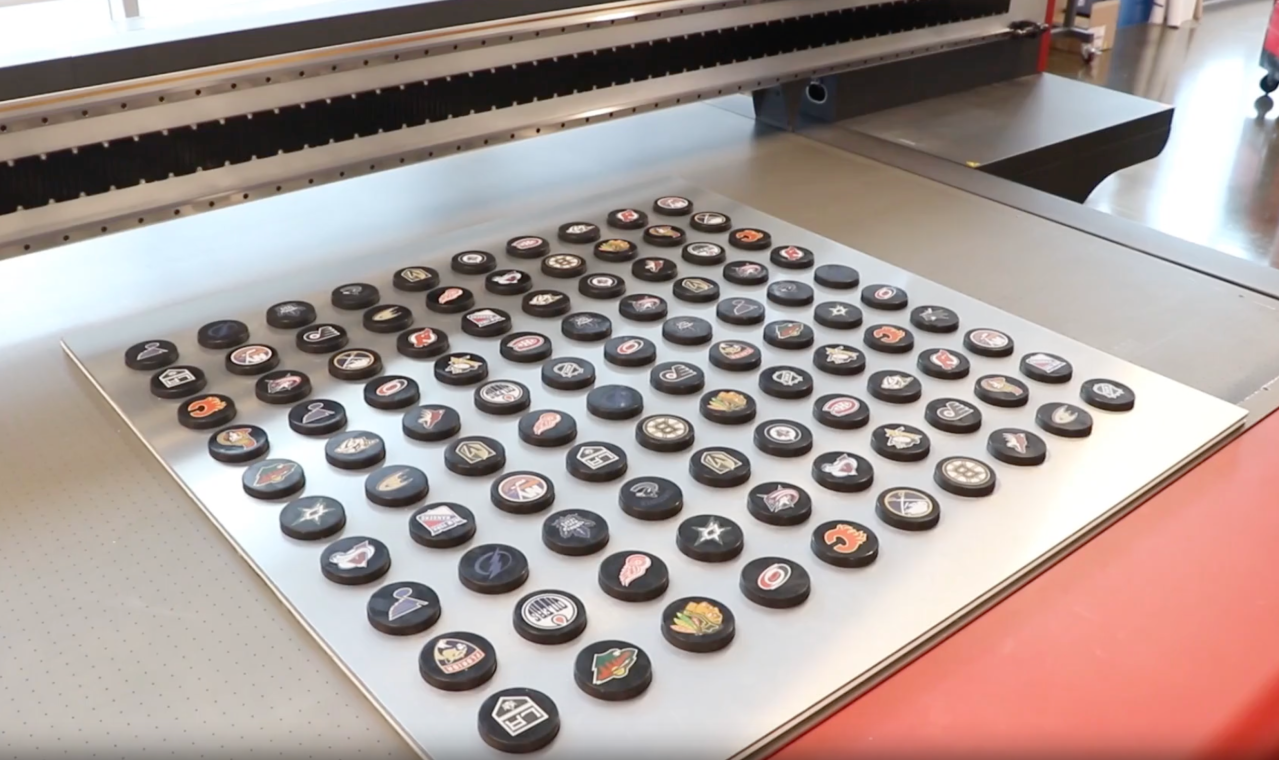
[1049,0,1279,268]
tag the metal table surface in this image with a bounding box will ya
[2,101,1277,757]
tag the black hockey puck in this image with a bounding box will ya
[598,550,669,602]
[924,397,983,434]
[740,557,811,609]
[763,320,814,350]
[426,286,475,314]
[392,266,439,292]
[700,389,757,425]
[363,375,419,410]
[688,447,751,488]
[410,502,476,549]
[746,482,812,526]
[402,404,461,442]
[324,430,386,470]
[1080,378,1135,411]
[594,238,638,262]
[918,347,970,380]
[506,235,550,259]
[618,477,684,521]
[875,487,941,531]
[974,375,1030,407]
[491,472,556,514]
[770,245,814,270]
[709,340,762,372]
[458,543,529,594]
[125,339,177,370]
[575,640,652,701]
[197,319,249,349]
[561,311,613,342]
[445,436,506,476]
[864,324,914,353]
[964,327,1015,357]
[473,379,531,416]
[397,326,450,361]
[178,394,236,430]
[579,273,627,300]
[1035,402,1093,437]
[518,409,577,447]
[631,256,678,282]
[541,253,587,279]
[642,225,686,247]
[814,301,862,330]
[871,424,931,462]
[635,414,695,452]
[558,221,600,244]
[723,260,769,286]
[661,316,713,345]
[603,336,656,367]
[256,370,311,404]
[498,332,552,364]
[266,300,317,328]
[363,304,413,333]
[813,263,859,289]
[244,460,304,501]
[296,323,348,354]
[653,195,693,215]
[682,242,726,266]
[289,399,346,436]
[420,632,496,692]
[331,283,379,310]
[279,496,345,541]
[690,210,731,232]
[677,514,743,562]
[364,465,429,507]
[542,509,610,556]
[910,305,959,333]
[752,419,813,457]
[541,357,596,390]
[522,289,572,317]
[434,352,488,386]
[860,284,907,310]
[1020,352,1074,383]
[461,307,512,338]
[566,442,628,482]
[767,280,814,307]
[672,276,720,303]
[478,688,559,754]
[486,269,534,296]
[515,589,587,645]
[934,456,997,497]
[320,536,390,585]
[207,425,268,463]
[811,520,879,568]
[810,451,874,493]
[728,227,770,251]
[812,394,870,430]
[328,348,382,381]
[367,581,440,636]
[618,293,668,322]
[987,428,1048,466]
[813,343,865,376]
[608,208,648,230]
[758,365,814,399]
[868,370,922,404]
[662,597,735,652]
[151,365,206,399]
[716,297,765,326]
[649,361,705,395]
[586,384,644,420]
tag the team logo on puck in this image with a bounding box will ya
[599,239,630,252]
[576,445,619,470]
[764,424,800,443]
[757,563,792,591]
[588,275,618,288]
[186,396,227,418]
[642,416,688,440]
[511,237,545,250]
[498,475,547,503]
[444,355,483,375]
[648,226,679,238]
[334,350,375,370]
[617,210,640,222]
[729,299,760,316]
[492,696,549,737]
[301,402,335,424]
[551,513,596,538]
[1024,353,1066,373]
[773,322,804,340]
[917,307,950,322]
[376,378,408,396]
[479,381,524,404]
[629,481,660,499]
[942,458,991,485]
[400,267,430,282]
[761,485,800,512]
[700,450,742,474]
[334,435,376,454]
[415,505,467,536]
[370,307,401,322]
[1051,405,1078,424]
[521,593,577,630]
[618,554,652,587]
[771,369,804,386]
[529,292,562,306]
[328,539,375,570]
[434,637,485,674]
[266,374,302,393]
[656,196,689,210]
[417,407,445,429]
[292,500,332,526]
[569,314,599,327]
[506,335,545,353]
[134,342,168,361]
[158,367,196,388]
[670,600,724,635]
[980,376,1022,395]
[215,428,257,450]
[824,346,858,364]
[681,278,713,293]
[455,440,497,463]
[777,246,805,261]
[466,309,505,328]
[375,469,412,492]
[883,426,923,449]
[969,329,1010,349]
[694,212,726,226]
[303,325,340,343]
[230,345,273,366]
[406,328,438,348]
[545,255,580,270]
[821,397,860,417]
[659,364,697,382]
[1002,432,1029,453]
[823,523,868,554]
[591,646,639,686]
[491,271,523,285]
[693,517,730,545]
[880,374,914,390]
[706,391,748,412]
[872,326,906,343]
[472,547,513,579]
[685,243,721,258]
[275,303,305,315]
[884,489,934,517]
[552,362,583,378]
[733,263,763,276]
[616,338,645,355]
[459,253,487,265]
[717,342,755,360]
[937,400,974,420]
[531,412,561,436]
[820,454,860,478]
[437,287,465,304]
[734,229,765,244]
[386,587,430,621]
[672,320,696,331]
[1091,382,1125,399]
[930,350,961,370]
[873,286,897,300]
[826,303,850,316]
[630,296,662,311]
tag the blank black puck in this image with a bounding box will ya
[767,280,814,306]
[677,514,743,562]
[653,195,693,215]
[1020,352,1074,383]
[514,589,587,644]
[934,456,997,497]
[478,688,559,754]
[716,297,766,326]
[643,225,686,247]
[700,389,757,425]
[500,332,553,363]
[542,509,610,556]
[197,319,248,349]
[709,340,761,372]
[608,208,648,230]
[523,289,571,317]
[289,399,346,436]
[764,320,814,350]
[178,394,236,430]
[753,419,813,457]
[575,640,652,701]
[746,482,812,526]
[421,632,496,692]
[650,361,705,395]
[875,487,941,531]
[814,301,862,330]
[811,521,878,568]
[363,304,413,333]
[1035,402,1093,437]
[964,327,1015,357]
[864,324,914,353]
[618,293,667,321]
[868,370,922,404]
[518,409,577,447]
[924,398,983,434]
[740,557,811,609]
[364,465,429,507]
[367,582,440,636]
[207,425,269,463]
[594,238,638,262]
[603,336,656,367]
[813,263,859,289]
[987,428,1048,466]
[770,245,814,269]
[810,451,874,493]
[579,273,626,300]
[723,260,769,286]
[458,543,529,594]
[402,404,461,442]
[586,384,644,420]
[911,305,959,333]
[566,442,628,482]
[1080,378,1135,411]
[426,286,475,314]
[410,502,476,548]
[125,339,177,370]
[661,316,712,346]
[558,221,600,244]
[662,597,735,652]
[758,366,814,399]
[279,496,345,540]
[320,536,390,585]
[542,357,596,390]
[225,344,279,376]
[324,431,385,470]
[256,370,311,404]
[561,311,613,342]
[392,266,439,292]
[506,235,550,259]
[461,307,512,338]
[729,227,771,250]
[682,242,726,265]
[974,375,1030,407]
[689,447,751,488]
[918,348,970,380]
[813,344,865,376]
[328,348,382,381]
[812,394,870,430]
[397,326,449,359]
[363,375,419,410]
[635,414,695,452]
[619,477,683,521]
[870,424,931,462]
[434,352,488,386]
[598,550,668,602]
[331,283,379,310]
[491,472,556,514]
[266,301,317,328]
[445,436,506,476]
[487,269,534,296]
[474,380,531,415]
[150,365,206,399]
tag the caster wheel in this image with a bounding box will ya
[1261,74,1279,94]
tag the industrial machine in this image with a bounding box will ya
[6,2,1279,759]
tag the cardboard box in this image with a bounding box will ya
[1054,0,1119,50]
